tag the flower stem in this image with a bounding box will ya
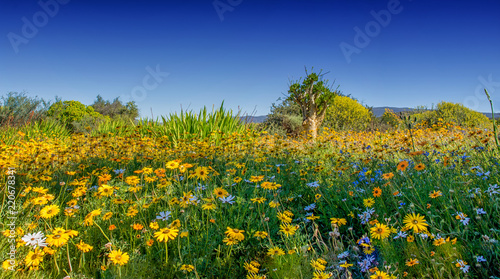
[94,223,111,243]
[165,241,168,264]
[54,252,60,273]
[66,244,73,272]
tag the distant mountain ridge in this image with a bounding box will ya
[240,115,267,123]
[369,106,500,118]
[370,107,414,117]
[240,107,500,123]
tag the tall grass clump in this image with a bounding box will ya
[90,117,135,137]
[132,102,248,146]
[484,89,500,152]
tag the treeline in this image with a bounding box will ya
[0,91,496,139]
[0,92,138,132]
[258,96,495,136]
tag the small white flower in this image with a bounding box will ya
[476,255,486,262]
[306,181,320,188]
[338,251,349,259]
[419,233,429,239]
[476,208,487,215]
[456,260,470,273]
[22,231,47,248]
[156,211,171,221]
[304,203,316,211]
[189,195,199,204]
[486,184,499,196]
[220,195,235,204]
[393,231,408,239]
[195,184,206,191]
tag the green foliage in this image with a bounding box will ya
[160,102,246,145]
[323,95,372,131]
[127,102,247,146]
[91,117,134,137]
[436,101,489,127]
[47,100,106,131]
[71,115,110,134]
[413,102,489,128]
[380,108,401,128]
[0,92,50,127]
[91,95,139,121]
[0,118,70,145]
[259,98,304,137]
[47,100,100,123]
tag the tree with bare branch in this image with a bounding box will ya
[286,68,341,138]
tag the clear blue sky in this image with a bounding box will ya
[1,0,500,118]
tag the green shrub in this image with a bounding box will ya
[380,109,401,128]
[323,95,372,131]
[47,100,105,131]
[260,98,304,137]
[435,101,489,127]
[71,114,111,134]
[0,91,49,127]
[413,102,490,128]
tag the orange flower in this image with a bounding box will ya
[382,172,394,180]
[132,223,144,231]
[372,187,382,197]
[414,163,426,171]
[397,161,409,171]
[405,258,419,267]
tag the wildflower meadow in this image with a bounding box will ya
[3,0,500,277]
[1,107,500,278]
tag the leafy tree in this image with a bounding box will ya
[323,95,372,131]
[91,95,139,121]
[0,92,50,127]
[260,98,303,137]
[47,100,105,131]
[286,68,341,138]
